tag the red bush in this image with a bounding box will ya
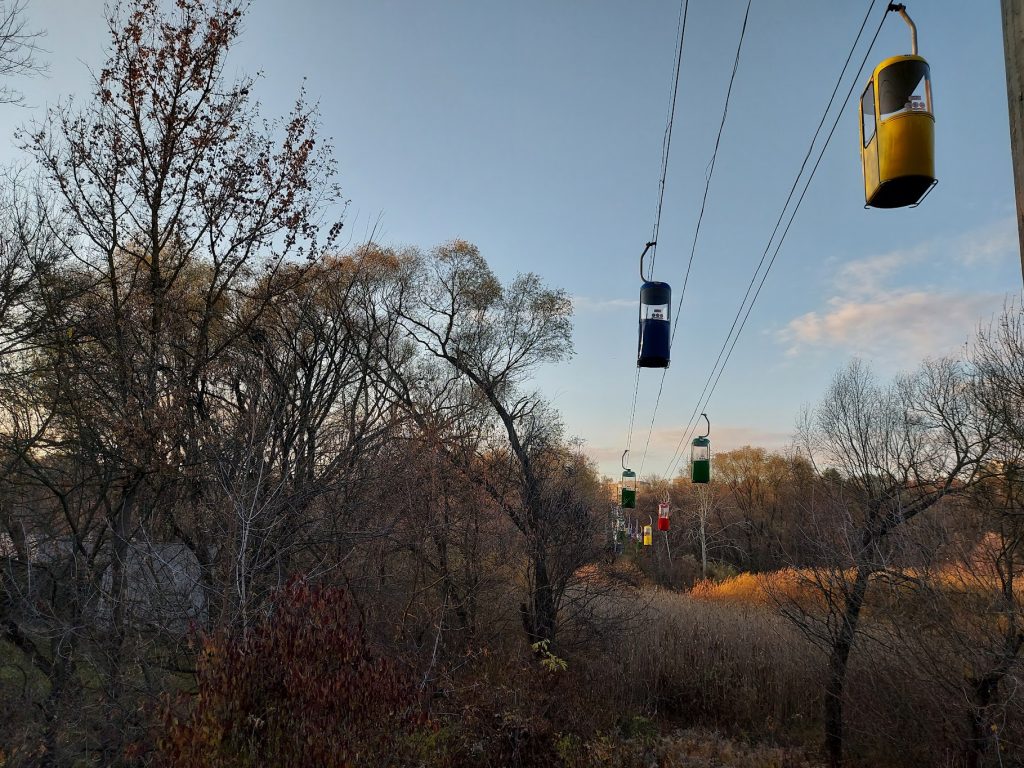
[158,578,422,768]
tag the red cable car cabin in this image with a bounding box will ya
[657,502,670,531]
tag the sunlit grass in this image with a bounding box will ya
[689,568,810,606]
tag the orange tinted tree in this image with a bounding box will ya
[392,241,599,647]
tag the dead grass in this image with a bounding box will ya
[594,587,822,739]
[655,728,825,767]
[691,562,1024,608]
[558,727,824,768]
[575,567,1007,767]
[688,569,808,606]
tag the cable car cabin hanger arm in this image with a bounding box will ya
[888,4,916,55]
[639,241,656,282]
[859,3,936,209]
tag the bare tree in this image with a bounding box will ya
[203,251,407,627]
[391,239,596,647]
[0,0,45,105]
[713,446,797,570]
[975,300,1024,451]
[890,458,1024,768]
[784,358,995,767]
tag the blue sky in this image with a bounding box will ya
[9,1,1020,479]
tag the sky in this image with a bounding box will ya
[6,0,1020,479]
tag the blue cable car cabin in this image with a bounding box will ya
[638,281,671,368]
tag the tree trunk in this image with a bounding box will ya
[523,548,557,645]
[39,648,74,768]
[102,484,137,766]
[825,565,872,768]
[699,516,708,579]
[697,484,711,579]
[965,676,996,768]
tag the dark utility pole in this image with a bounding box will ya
[1002,0,1024,282]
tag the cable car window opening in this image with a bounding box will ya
[861,82,875,147]
[877,59,931,119]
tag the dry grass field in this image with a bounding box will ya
[569,563,1008,767]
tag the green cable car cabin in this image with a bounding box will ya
[859,4,935,208]
[621,468,637,509]
[691,437,710,484]
[691,414,711,484]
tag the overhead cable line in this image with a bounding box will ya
[624,0,689,459]
[648,0,690,278]
[669,0,752,346]
[663,0,888,479]
[636,0,752,480]
[623,367,640,454]
[637,372,667,479]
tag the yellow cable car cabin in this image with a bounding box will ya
[859,5,935,209]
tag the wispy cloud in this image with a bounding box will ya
[779,290,999,361]
[778,218,1018,363]
[570,295,634,313]
[836,245,926,297]
[956,216,1017,266]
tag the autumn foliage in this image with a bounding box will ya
[158,579,422,768]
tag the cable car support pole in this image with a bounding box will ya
[1002,0,1024,282]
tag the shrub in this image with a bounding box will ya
[635,552,703,590]
[157,577,423,768]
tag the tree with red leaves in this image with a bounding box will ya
[159,578,423,768]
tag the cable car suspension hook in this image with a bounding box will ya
[622,449,630,471]
[639,241,656,282]
[699,412,710,439]
[887,3,917,56]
